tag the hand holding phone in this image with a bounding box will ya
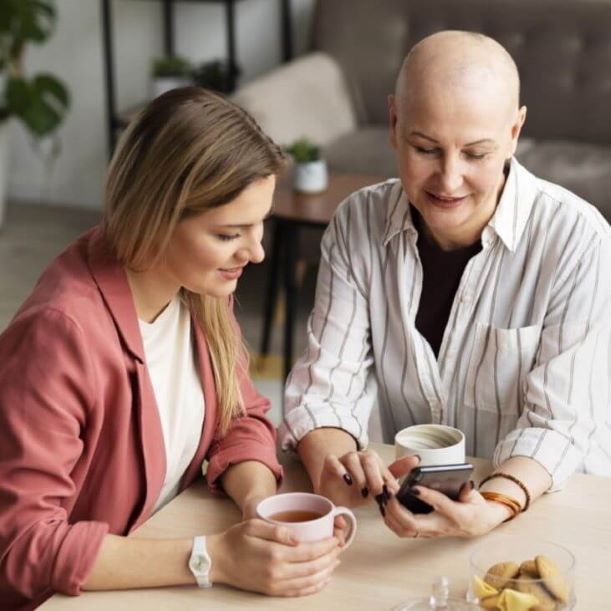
[396,463,474,514]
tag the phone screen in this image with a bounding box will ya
[396,463,474,514]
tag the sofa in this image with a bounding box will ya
[233,0,611,221]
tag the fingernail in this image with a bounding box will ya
[469,480,475,491]
[414,454,421,462]
[410,486,421,496]
[342,473,353,486]
[379,503,386,517]
[375,493,386,507]
[361,487,369,498]
[383,484,390,500]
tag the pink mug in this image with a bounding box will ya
[256,492,357,547]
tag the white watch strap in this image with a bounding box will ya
[189,535,212,588]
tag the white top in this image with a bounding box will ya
[281,159,611,490]
[139,296,205,512]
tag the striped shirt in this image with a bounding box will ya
[281,159,611,489]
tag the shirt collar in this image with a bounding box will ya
[487,157,539,252]
[382,181,417,246]
[382,157,539,251]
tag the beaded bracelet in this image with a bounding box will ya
[480,491,522,522]
[479,472,532,512]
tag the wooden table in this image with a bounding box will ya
[261,173,384,381]
[41,443,611,610]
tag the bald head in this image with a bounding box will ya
[395,31,521,121]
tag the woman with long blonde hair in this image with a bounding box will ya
[0,88,341,609]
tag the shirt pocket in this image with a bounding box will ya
[464,323,541,415]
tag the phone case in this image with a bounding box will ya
[396,463,474,514]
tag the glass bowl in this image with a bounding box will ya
[468,535,575,610]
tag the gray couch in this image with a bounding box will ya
[234,0,611,220]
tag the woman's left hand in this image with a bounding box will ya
[382,482,511,539]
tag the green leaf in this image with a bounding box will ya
[6,73,69,138]
[0,0,55,43]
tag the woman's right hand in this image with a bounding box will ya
[207,519,341,596]
[317,449,420,509]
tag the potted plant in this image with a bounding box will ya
[191,59,237,94]
[0,0,70,229]
[151,55,193,99]
[285,138,328,194]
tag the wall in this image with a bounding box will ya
[7,0,315,209]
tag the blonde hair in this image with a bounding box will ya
[103,87,285,435]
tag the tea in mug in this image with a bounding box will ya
[268,510,324,523]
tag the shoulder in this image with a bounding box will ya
[332,178,402,236]
[532,177,610,243]
[11,230,110,331]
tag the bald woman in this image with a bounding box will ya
[282,31,611,539]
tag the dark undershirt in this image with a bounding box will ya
[412,205,482,358]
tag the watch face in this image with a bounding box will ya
[191,554,210,572]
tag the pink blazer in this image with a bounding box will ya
[0,227,282,609]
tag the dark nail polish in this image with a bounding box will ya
[361,487,369,498]
[379,503,386,517]
[375,493,386,507]
[410,486,421,496]
[469,480,475,491]
[383,484,390,501]
[342,473,353,486]
[414,454,421,462]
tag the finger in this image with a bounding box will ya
[360,450,386,497]
[458,480,476,502]
[282,536,340,562]
[244,519,299,546]
[410,485,460,517]
[333,525,347,547]
[341,452,368,497]
[278,551,341,580]
[388,455,421,479]
[385,497,419,531]
[278,577,332,598]
[277,577,331,598]
[323,453,353,487]
[383,505,413,538]
[274,562,338,597]
[334,515,347,530]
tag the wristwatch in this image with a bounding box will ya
[188,535,212,588]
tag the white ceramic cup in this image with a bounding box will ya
[256,492,357,547]
[394,424,465,466]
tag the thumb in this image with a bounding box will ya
[388,455,420,478]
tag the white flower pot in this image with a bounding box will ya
[0,121,9,230]
[151,77,193,99]
[293,160,328,193]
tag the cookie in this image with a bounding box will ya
[515,579,557,610]
[535,554,570,603]
[519,559,539,579]
[484,561,521,589]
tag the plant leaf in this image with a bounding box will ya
[6,73,69,137]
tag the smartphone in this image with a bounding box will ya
[396,463,474,514]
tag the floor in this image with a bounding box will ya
[0,201,317,425]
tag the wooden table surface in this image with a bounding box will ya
[42,443,611,610]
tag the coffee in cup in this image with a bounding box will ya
[256,492,357,547]
[395,424,465,466]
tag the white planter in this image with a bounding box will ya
[293,160,328,194]
[151,77,193,99]
[0,121,9,230]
